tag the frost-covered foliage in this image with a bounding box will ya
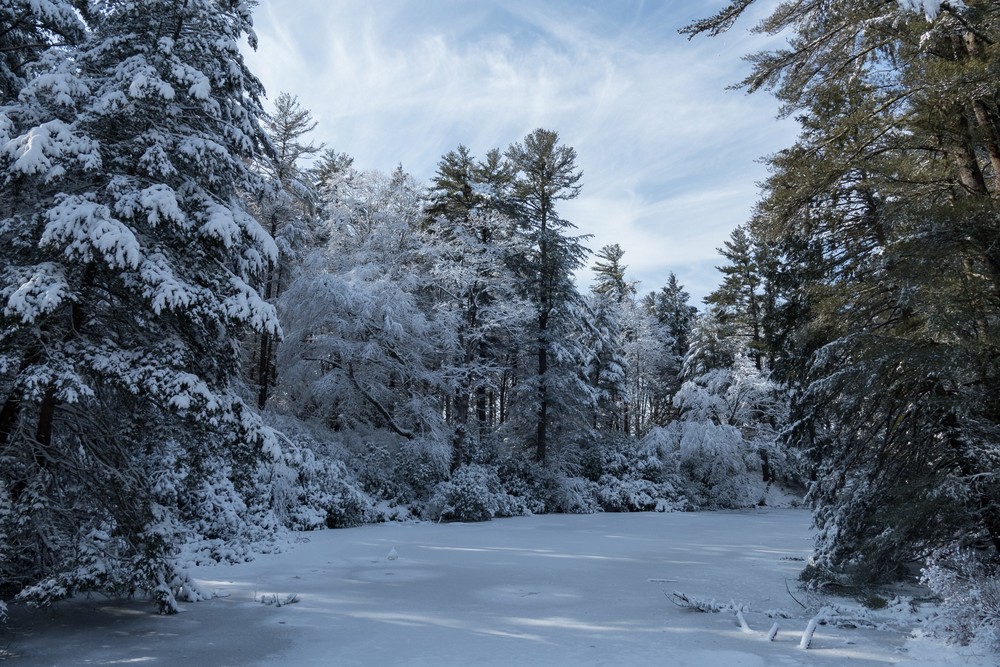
[672,342,798,507]
[277,167,450,444]
[897,0,958,21]
[424,202,533,470]
[586,287,682,438]
[0,1,87,101]
[668,421,766,509]
[426,464,528,522]
[255,417,372,530]
[921,548,1000,650]
[0,0,284,613]
[587,431,686,512]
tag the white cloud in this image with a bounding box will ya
[243,0,798,305]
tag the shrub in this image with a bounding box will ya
[256,419,373,531]
[426,464,527,522]
[921,547,1000,650]
[589,431,685,512]
[668,421,766,509]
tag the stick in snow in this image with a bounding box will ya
[785,578,807,609]
[767,622,779,642]
[799,617,819,649]
[736,610,753,634]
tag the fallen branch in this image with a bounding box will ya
[669,591,747,613]
[785,578,807,610]
[736,609,753,634]
[799,617,819,649]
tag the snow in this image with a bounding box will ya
[2,509,992,666]
[897,0,967,21]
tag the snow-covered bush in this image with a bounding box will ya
[589,431,685,512]
[427,465,495,522]
[548,476,601,514]
[670,351,798,509]
[394,437,451,503]
[491,449,547,514]
[426,464,528,522]
[255,418,373,530]
[353,434,450,509]
[668,421,766,509]
[491,449,600,514]
[921,547,1000,650]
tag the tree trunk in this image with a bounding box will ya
[971,99,1000,193]
[34,386,57,452]
[451,386,469,472]
[475,385,488,441]
[536,331,548,463]
[950,111,990,197]
[256,330,271,410]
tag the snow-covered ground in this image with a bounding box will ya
[2,509,992,666]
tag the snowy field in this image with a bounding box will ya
[2,508,991,666]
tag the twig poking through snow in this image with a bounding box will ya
[669,591,748,613]
[259,593,300,607]
[767,622,779,641]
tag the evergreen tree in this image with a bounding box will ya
[685,0,1000,587]
[642,272,697,358]
[249,92,322,410]
[505,128,591,463]
[425,144,530,469]
[592,243,636,303]
[704,225,766,369]
[425,144,481,227]
[0,0,278,612]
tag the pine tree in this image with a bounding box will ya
[0,0,278,612]
[505,129,591,463]
[425,145,529,468]
[592,243,635,303]
[685,0,1000,586]
[642,272,697,358]
[249,92,322,410]
[704,225,766,369]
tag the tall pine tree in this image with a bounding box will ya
[505,129,591,463]
[0,0,279,612]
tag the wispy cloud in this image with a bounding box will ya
[244,0,797,304]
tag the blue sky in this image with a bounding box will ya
[243,0,797,305]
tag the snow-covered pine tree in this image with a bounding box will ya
[640,273,696,424]
[248,92,322,410]
[0,0,88,101]
[704,225,767,370]
[425,145,530,468]
[642,272,697,360]
[0,0,279,612]
[504,129,594,464]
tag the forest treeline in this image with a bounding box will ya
[0,0,997,650]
